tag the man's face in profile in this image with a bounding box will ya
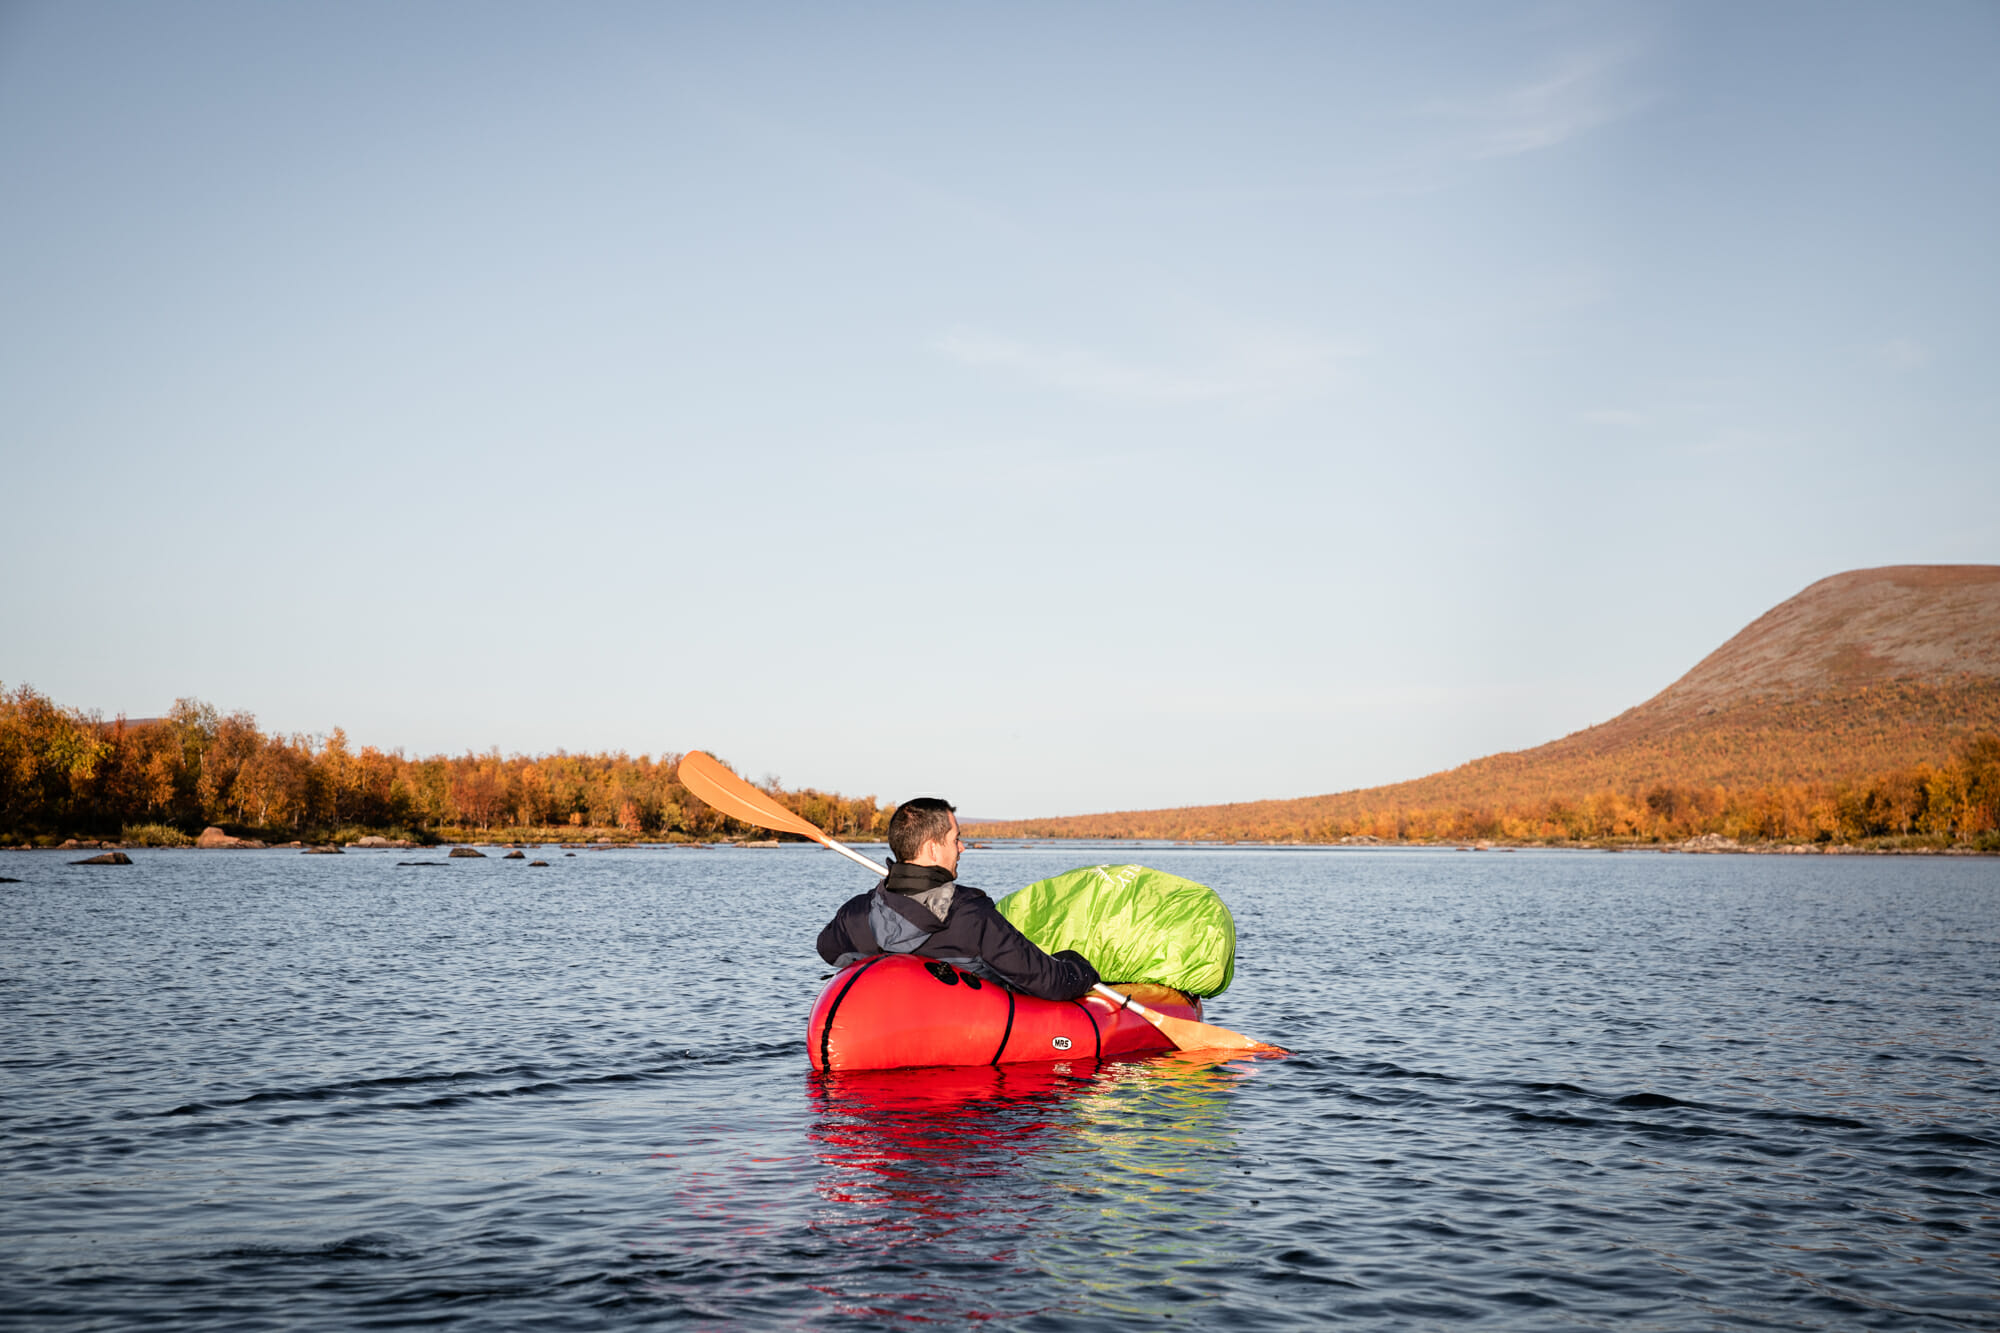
[931,813,963,875]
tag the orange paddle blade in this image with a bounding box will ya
[1150,1011,1287,1057]
[1096,983,1285,1056]
[677,750,829,844]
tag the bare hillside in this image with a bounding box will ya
[1646,565,2000,715]
[976,565,2000,840]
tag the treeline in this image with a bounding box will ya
[0,685,886,844]
[11,680,1996,850]
[978,731,2000,850]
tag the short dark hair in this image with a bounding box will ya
[888,797,957,862]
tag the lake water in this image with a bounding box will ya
[2,844,1996,1330]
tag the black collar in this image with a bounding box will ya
[883,859,956,894]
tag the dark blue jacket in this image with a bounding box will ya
[816,873,1099,1001]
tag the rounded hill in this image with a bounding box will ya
[976,565,2000,841]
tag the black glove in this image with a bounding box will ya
[1054,948,1100,992]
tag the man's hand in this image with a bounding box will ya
[1053,948,1100,992]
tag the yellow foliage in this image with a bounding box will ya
[0,684,884,843]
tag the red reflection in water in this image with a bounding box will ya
[801,1054,1253,1322]
[800,1063,1094,1321]
[808,1061,1089,1213]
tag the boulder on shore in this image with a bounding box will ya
[73,851,133,865]
[352,835,415,848]
[196,827,266,849]
[303,845,343,855]
[448,847,486,859]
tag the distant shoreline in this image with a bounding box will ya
[10,835,1991,857]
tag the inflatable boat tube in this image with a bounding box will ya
[808,953,1205,1072]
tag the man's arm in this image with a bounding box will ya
[962,896,1100,1000]
[816,894,871,965]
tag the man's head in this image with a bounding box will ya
[888,797,961,873]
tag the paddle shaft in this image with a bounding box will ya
[817,836,889,876]
[1090,982,1171,1021]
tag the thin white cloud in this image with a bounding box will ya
[1688,426,1788,458]
[1579,409,1646,428]
[937,328,1361,405]
[1433,46,1644,160]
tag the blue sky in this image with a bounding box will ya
[2,1,1995,816]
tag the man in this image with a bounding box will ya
[816,797,1100,1001]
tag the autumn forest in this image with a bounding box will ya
[0,685,886,847]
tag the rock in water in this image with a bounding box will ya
[503,850,526,860]
[528,860,549,867]
[303,846,343,855]
[448,847,486,858]
[74,851,133,865]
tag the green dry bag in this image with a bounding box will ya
[996,864,1236,997]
